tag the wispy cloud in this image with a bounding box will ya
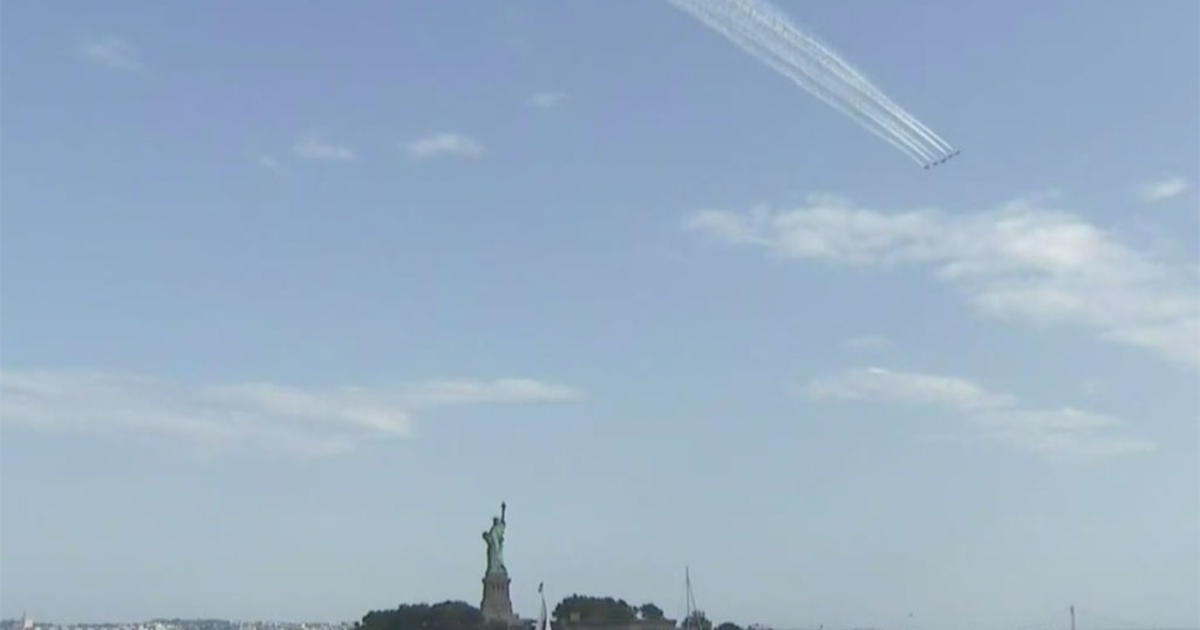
[687,195,1200,366]
[843,334,893,352]
[396,378,582,407]
[79,36,143,72]
[0,370,582,457]
[293,137,355,162]
[406,133,485,160]
[807,367,1015,410]
[1139,176,1189,202]
[803,367,1156,458]
[527,91,568,109]
[257,155,283,172]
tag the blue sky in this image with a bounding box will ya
[1,1,1197,629]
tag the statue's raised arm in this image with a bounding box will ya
[501,501,506,524]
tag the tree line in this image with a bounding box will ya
[358,597,745,630]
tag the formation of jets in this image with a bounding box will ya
[923,149,962,169]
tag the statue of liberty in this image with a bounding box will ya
[482,502,507,575]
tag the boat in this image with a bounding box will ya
[536,582,550,630]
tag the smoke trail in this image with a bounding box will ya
[671,0,936,162]
[725,0,941,161]
[669,0,955,164]
[720,0,951,159]
[716,0,943,162]
[731,0,952,157]
[671,0,933,163]
[724,0,953,157]
[727,0,954,156]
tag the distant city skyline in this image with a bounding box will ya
[1,1,1196,630]
[0,619,358,630]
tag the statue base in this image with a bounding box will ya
[481,572,517,624]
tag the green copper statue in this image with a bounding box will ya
[482,501,507,575]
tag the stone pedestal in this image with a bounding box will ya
[481,571,517,624]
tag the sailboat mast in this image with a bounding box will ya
[684,565,698,623]
[684,566,693,618]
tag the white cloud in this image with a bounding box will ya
[1139,176,1189,202]
[0,370,581,457]
[257,155,283,172]
[688,207,770,245]
[293,137,355,162]
[397,378,582,407]
[406,133,485,160]
[527,91,568,108]
[843,334,893,352]
[806,366,1014,410]
[687,195,1200,366]
[975,407,1154,457]
[79,36,143,72]
[803,367,1156,458]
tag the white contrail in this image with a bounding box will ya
[724,0,954,157]
[718,0,944,162]
[671,0,933,163]
[782,26,955,154]
[728,0,954,156]
[704,0,952,160]
[698,0,941,162]
[669,0,955,165]
[670,0,934,162]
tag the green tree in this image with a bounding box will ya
[360,601,484,630]
[680,612,711,630]
[638,604,665,621]
[715,623,742,630]
[553,595,637,624]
